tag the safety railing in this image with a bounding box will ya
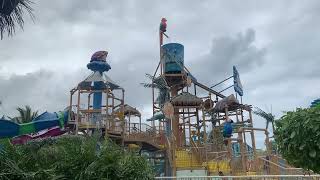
[155,175,320,180]
[254,156,310,176]
[165,133,176,170]
[123,122,166,149]
[105,117,123,134]
[125,122,165,135]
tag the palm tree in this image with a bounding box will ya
[0,0,34,39]
[10,105,38,123]
[253,107,275,134]
[141,73,170,108]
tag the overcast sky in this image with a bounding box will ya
[1,0,320,146]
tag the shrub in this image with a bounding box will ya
[0,135,154,180]
[274,106,320,173]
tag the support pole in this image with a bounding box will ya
[139,116,142,133]
[121,89,125,147]
[69,90,74,123]
[171,87,180,147]
[76,89,80,134]
[249,109,257,159]
[88,94,91,110]
[128,113,131,134]
[202,108,207,143]
[105,88,109,138]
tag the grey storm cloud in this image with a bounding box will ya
[189,28,266,85]
[0,69,90,116]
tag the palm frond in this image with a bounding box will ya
[253,107,275,129]
[140,83,158,89]
[145,73,154,80]
[142,73,170,107]
[143,73,168,89]
[0,0,34,39]
[14,105,38,123]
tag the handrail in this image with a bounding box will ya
[258,156,302,170]
[155,175,320,179]
[165,135,173,167]
[255,156,313,175]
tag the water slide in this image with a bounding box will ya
[0,111,69,143]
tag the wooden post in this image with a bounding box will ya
[128,112,131,135]
[248,109,257,171]
[239,129,247,174]
[76,89,81,135]
[171,87,180,147]
[139,116,142,133]
[69,90,74,123]
[194,84,200,145]
[201,107,208,170]
[152,78,155,128]
[227,138,232,165]
[196,108,200,146]
[188,107,191,146]
[265,130,271,154]
[105,88,109,138]
[172,130,176,176]
[88,94,91,110]
[240,108,248,165]
[202,107,207,143]
[159,32,163,75]
[182,108,186,146]
[225,107,228,122]
[111,93,115,132]
[121,89,125,146]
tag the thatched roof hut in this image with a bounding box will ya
[171,92,203,106]
[212,94,239,112]
[78,72,121,90]
[203,99,214,110]
[115,104,141,117]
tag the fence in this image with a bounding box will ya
[155,175,320,180]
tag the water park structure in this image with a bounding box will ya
[0,19,314,177]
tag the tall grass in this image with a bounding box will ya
[0,135,154,180]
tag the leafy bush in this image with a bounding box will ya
[0,135,154,180]
[274,106,320,173]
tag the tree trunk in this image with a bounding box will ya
[271,121,275,136]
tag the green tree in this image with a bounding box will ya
[274,106,320,173]
[0,0,34,39]
[10,105,38,123]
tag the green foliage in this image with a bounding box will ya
[274,106,320,173]
[0,0,34,39]
[9,105,38,124]
[0,135,154,180]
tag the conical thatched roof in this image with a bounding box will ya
[171,92,203,106]
[115,104,141,117]
[212,94,240,112]
[78,72,121,90]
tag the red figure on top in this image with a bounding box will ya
[159,18,168,46]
